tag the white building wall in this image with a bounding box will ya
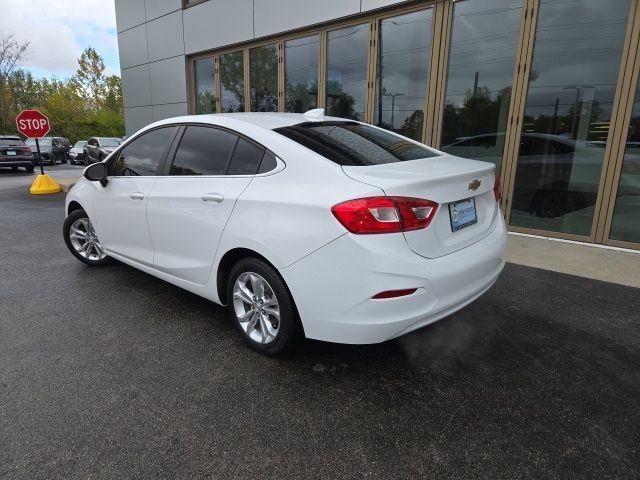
[116,0,409,134]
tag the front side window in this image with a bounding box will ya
[274,121,438,166]
[110,127,178,176]
[170,126,237,175]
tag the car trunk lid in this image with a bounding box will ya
[342,154,499,258]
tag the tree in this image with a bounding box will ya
[0,34,29,133]
[72,47,107,110]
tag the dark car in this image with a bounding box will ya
[25,136,70,165]
[83,137,121,164]
[0,136,35,172]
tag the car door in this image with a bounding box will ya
[146,125,264,285]
[91,126,179,265]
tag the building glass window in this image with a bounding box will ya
[250,43,278,112]
[326,24,369,120]
[194,58,215,114]
[609,77,640,244]
[285,35,319,113]
[509,0,630,236]
[373,9,432,141]
[440,0,522,169]
[220,51,245,112]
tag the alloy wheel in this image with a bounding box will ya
[232,272,280,344]
[68,217,107,261]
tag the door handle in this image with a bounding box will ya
[130,192,144,200]
[201,193,224,203]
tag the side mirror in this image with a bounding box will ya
[84,162,108,187]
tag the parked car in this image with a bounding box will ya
[83,137,121,164]
[63,110,506,355]
[25,136,70,165]
[0,135,34,172]
[69,140,87,164]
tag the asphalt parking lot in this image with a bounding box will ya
[1,176,639,479]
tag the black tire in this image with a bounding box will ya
[63,209,115,266]
[25,165,34,173]
[11,166,18,171]
[226,257,302,356]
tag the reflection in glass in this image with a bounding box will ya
[285,35,319,113]
[250,44,278,112]
[609,79,640,244]
[195,58,215,114]
[510,0,629,236]
[326,24,369,120]
[373,9,431,141]
[220,51,244,112]
[440,0,522,168]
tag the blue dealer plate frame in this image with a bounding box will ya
[449,197,478,232]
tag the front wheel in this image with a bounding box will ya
[63,209,114,266]
[227,257,301,356]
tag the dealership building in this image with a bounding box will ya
[114,0,640,250]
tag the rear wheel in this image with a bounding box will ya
[11,166,18,171]
[63,209,114,266]
[226,257,301,356]
[25,165,34,173]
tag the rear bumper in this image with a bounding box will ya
[280,214,507,344]
[0,158,34,167]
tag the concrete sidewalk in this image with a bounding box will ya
[506,233,640,288]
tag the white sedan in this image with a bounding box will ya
[63,110,506,355]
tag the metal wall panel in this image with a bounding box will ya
[121,65,152,108]
[117,25,149,69]
[147,11,185,62]
[150,56,188,105]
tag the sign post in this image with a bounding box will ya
[15,110,61,194]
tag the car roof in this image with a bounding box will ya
[149,111,351,131]
[0,135,22,140]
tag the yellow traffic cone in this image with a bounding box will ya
[30,174,62,195]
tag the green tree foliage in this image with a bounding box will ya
[0,37,124,142]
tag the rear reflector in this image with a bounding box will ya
[372,288,418,299]
[332,196,438,234]
[494,175,502,202]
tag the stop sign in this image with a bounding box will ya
[15,109,50,138]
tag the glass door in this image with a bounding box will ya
[507,0,631,237]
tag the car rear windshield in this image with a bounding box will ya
[0,138,25,146]
[273,121,438,166]
[100,139,120,147]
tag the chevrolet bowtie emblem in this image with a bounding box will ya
[468,179,481,191]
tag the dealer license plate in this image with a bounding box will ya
[449,197,477,232]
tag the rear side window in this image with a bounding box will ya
[170,126,237,175]
[273,121,438,166]
[110,126,177,176]
[0,138,25,146]
[227,138,265,175]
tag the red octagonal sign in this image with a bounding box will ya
[16,109,50,138]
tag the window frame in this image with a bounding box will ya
[159,122,282,177]
[106,125,181,178]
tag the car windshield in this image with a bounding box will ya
[74,141,86,148]
[0,138,24,146]
[273,121,438,166]
[100,139,120,147]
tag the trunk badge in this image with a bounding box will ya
[468,179,481,191]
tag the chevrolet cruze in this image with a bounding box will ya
[63,110,506,355]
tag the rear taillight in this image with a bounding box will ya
[493,175,502,202]
[22,147,32,154]
[331,196,438,234]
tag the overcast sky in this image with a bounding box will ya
[0,0,120,79]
